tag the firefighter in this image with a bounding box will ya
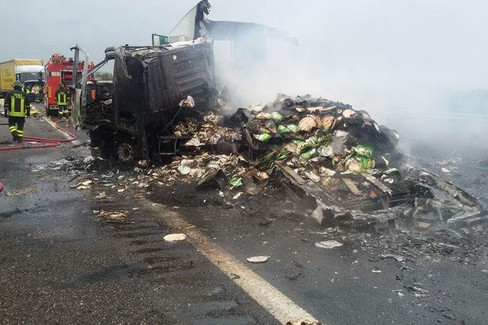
[4,81,30,143]
[55,83,68,118]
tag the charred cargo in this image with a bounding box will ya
[78,40,217,162]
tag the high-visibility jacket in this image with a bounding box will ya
[55,89,68,105]
[4,89,29,118]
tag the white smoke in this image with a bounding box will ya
[208,0,488,150]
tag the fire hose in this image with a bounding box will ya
[0,119,77,151]
[0,118,78,194]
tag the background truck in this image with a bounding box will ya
[73,40,217,162]
[44,53,94,116]
[0,59,44,97]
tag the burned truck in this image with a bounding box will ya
[72,38,485,232]
[76,40,217,162]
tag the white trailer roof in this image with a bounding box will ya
[15,65,44,73]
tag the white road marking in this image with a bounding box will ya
[154,209,322,325]
[41,116,81,145]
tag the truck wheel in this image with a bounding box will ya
[117,143,135,162]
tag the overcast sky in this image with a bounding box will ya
[2,1,487,88]
[1,0,487,141]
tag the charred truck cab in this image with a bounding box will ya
[75,40,217,162]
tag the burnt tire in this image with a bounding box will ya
[117,143,136,163]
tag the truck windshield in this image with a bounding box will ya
[18,72,45,82]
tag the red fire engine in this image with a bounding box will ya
[44,53,94,116]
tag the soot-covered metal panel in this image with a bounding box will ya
[112,42,216,135]
[113,53,145,135]
[145,42,216,114]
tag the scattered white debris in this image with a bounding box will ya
[334,130,349,137]
[304,171,321,183]
[319,167,336,177]
[233,192,243,200]
[31,165,46,172]
[183,137,202,147]
[379,254,405,262]
[246,256,269,263]
[417,221,431,229]
[315,240,343,249]
[95,191,106,199]
[409,286,429,294]
[83,156,95,164]
[383,177,394,184]
[164,233,187,242]
[6,186,38,196]
[178,165,191,175]
[49,159,70,168]
[441,167,451,173]
[342,109,356,118]
[372,269,382,273]
[71,179,93,190]
[100,211,126,222]
[117,188,126,193]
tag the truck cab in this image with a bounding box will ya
[75,40,218,162]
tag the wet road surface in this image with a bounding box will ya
[0,115,278,324]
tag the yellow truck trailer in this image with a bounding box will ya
[0,59,44,97]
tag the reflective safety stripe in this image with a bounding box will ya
[9,93,26,117]
[17,130,24,135]
[9,126,17,136]
[56,92,67,105]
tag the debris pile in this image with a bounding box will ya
[173,112,242,148]
[155,94,485,231]
[59,93,485,232]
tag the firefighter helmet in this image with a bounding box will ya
[13,81,22,88]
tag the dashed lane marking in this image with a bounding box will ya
[154,209,322,325]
